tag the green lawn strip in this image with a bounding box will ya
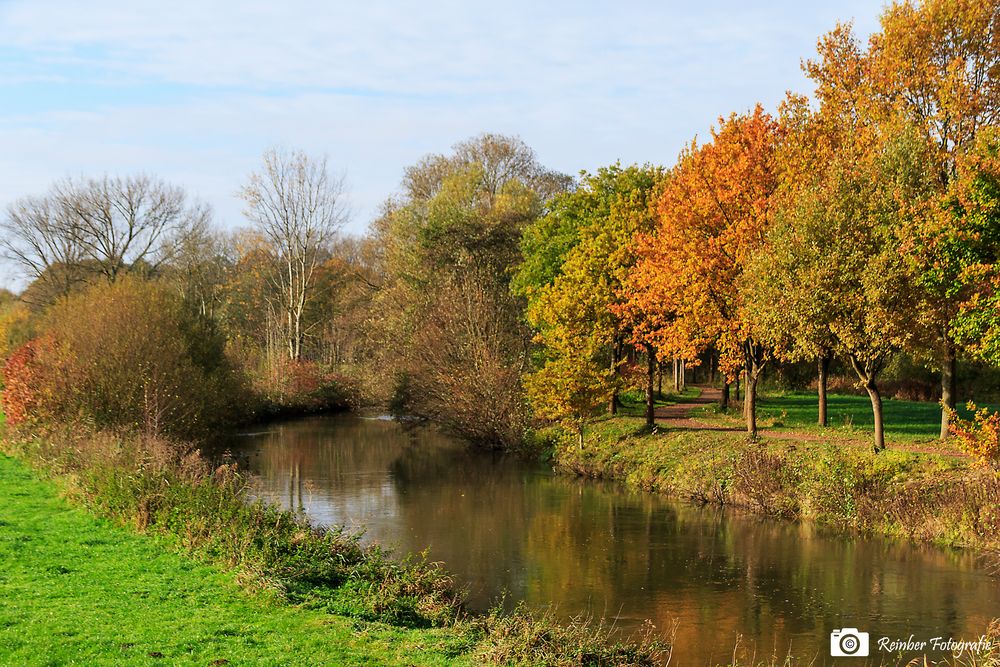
[0,454,471,667]
[690,390,994,445]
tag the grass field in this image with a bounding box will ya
[692,389,995,444]
[0,453,471,666]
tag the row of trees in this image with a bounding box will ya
[520,0,1000,452]
[1,0,997,456]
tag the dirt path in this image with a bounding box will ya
[653,385,740,431]
[654,384,965,457]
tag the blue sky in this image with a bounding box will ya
[0,0,885,287]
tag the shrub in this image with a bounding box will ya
[2,279,250,439]
[469,604,669,666]
[0,334,66,426]
[730,446,800,518]
[949,402,1000,467]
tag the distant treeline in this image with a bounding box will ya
[2,0,1000,462]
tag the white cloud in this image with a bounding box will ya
[0,0,887,289]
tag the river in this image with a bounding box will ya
[221,413,1000,665]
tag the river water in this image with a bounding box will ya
[221,414,1000,665]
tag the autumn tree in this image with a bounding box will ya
[758,123,928,452]
[307,236,383,369]
[950,129,1000,366]
[516,164,663,427]
[624,106,781,437]
[523,346,610,448]
[867,0,1000,437]
[369,134,568,447]
[739,89,848,427]
[239,148,348,361]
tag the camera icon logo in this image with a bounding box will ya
[830,629,870,657]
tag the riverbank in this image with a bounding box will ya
[550,391,1000,552]
[0,452,469,666]
[0,422,667,666]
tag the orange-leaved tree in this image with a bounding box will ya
[869,0,1000,438]
[622,105,781,437]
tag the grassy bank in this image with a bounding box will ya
[0,424,667,666]
[0,453,468,666]
[551,395,1000,551]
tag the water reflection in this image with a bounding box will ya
[221,414,1000,664]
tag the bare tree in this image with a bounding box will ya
[1,175,209,303]
[1,194,87,303]
[239,148,348,361]
[60,175,210,282]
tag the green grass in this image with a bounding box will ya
[695,389,996,442]
[0,453,472,666]
[757,391,944,437]
[553,415,1000,550]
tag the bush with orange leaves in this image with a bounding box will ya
[1,278,251,439]
[1,334,66,426]
[948,403,1000,468]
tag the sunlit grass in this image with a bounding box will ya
[615,386,701,418]
[692,389,997,444]
[0,453,471,666]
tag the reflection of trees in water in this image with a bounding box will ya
[387,438,517,489]
[229,416,1000,661]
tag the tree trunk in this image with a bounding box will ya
[608,341,619,416]
[848,353,886,453]
[657,362,663,399]
[818,351,831,427]
[939,343,957,439]
[645,344,656,427]
[745,367,760,439]
[679,360,686,392]
[672,358,680,392]
[741,374,748,418]
[721,380,730,410]
[865,382,885,453]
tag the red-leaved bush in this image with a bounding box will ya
[0,334,65,426]
[1,339,41,425]
[949,402,1000,468]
